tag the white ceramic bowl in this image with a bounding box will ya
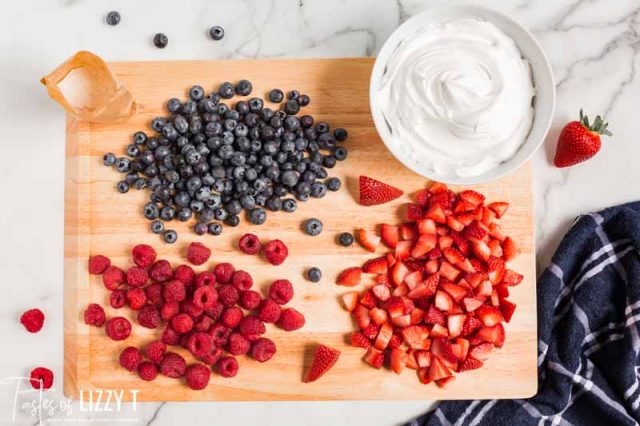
[370,5,555,185]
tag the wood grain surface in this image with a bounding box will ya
[64,58,537,401]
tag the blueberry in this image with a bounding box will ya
[208,222,223,235]
[316,168,328,179]
[189,85,205,101]
[288,90,300,100]
[283,100,300,115]
[300,115,314,128]
[134,178,148,190]
[177,208,192,222]
[225,214,240,227]
[163,229,178,244]
[307,267,322,283]
[304,218,323,236]
[167,98,182,113]
[115,157,131,173]
[194,222,208,235]
[117,181,129,193]
[226,200,242,215]
[150,220,164,234]
[190,200,204,212]
[298,94,310,107]
[323,156,337,168]
[334,147,348,161]
[151,117,166,132]
[316,122,330,133]
[218,82,235,99]
[310,182,327,198]
[281,170,299,187]
[133,132,147,145]
[326,177,341,191]
[266,197,282,211]
[296,182,311,196]
[199,208,215,223]
[209,26,225,40]
[334,128,348,141]
[339,232,354,246]
[103,152,116,166]
[236,80,253,96]
[282,198,297,213]
[268,89,284,103]
[214,207,228,221]
[106,11,121,26]
[249,208,267,225]
[183,101,197,115]
[153,33,168,49]
[127,144,139,157]
[249,98,264,112]
[240,194,256,210]
[160,206,176,221]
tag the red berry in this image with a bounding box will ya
[132,244,156,267]
[29,367,54,390]
[199,347,224,366]
[276,308,305,331]
[105,317,131,341]
[20,308,45,333]
[250,338,276,362]
[221,306,244,329]
[174,264,196,286]
[218,284,240,307]
[126,266,148,288]
[213,262,234,283]
[88,255,110,274]
[142,340,167,363]
[187,242,211,266]
[137,362,159,381]
[187,332,214,358]
[161,326,180,345]
[83,303,106,327]
[358,175,403,206]
[150,260,173,282]
[238,233,261,255]
[160,352,187,378]
[205,302,224,322]
[103,266,125,290]
[264,239,288,265]
[144,283,163,306]
[258,299,281,323]
[171,313,194,334]
[238,315,265,341]
[185,364,211,390]
[214,356,239,378]
[231,270,253,291]
[195,271,216,289]
[194,314,212,332]
[193,286,218,309]
[109,289,127,309]
[137,305,161,328]
[239,290,262,310]
[163,280,186,303]
[160,301,180,321]
[227,333,251,355]
[180,300,204,320]
[268,279,293,305]
[119,346,142,371]
[209,323,231,346]
[126,288,147,311]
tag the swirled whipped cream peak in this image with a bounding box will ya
[377,17,535,178]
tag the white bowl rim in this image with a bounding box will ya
[369,4,556,185]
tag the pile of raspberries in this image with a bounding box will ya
[86,240,304,390]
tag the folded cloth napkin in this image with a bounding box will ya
[408,203,640,426]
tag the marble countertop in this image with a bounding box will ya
[1,0,639,424]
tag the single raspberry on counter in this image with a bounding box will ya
[209,323,231,346]
[20,308,45,333]
[106,317,132,341]
[110,289,127,309]
[227,333,251,356]
[238,233,261,255]
[186,242,211,266]
[29,367,54,390]
[218,284,240,307]
[250,338,276,363]
[174,264,196,286]
[268,279,294,305]
[132,244,156,268]
[231,270,253,291]
[161,326,180,345]
[194,271,216,289]
[103,266,126,290]
[145,283,163,306]
[163,280,186,303]
[221,306,243,329]
[160,352,187,378]
[126,288,147,311]
[276,308,305,331]
[137,305,161,329]
[239,290,262,310]
[88,255,111,275]
[180,300,204,319]
[126,266,149,288]
[119,346,142,371]
[213,262,234,283]
[214,356,239,378]
[238,315,265,341]
[160,301,180,321]
[264,240,288,265]
[171,313,194,334]
[205,302,224,322]
[194,315,212,332]
[258,299,282,323]
[137,362,159,381]
[84,303,106,327]
[185,364,211,390]
[187,332,214,358]
[150,260,173,282]
[199,347,223,366]
[143,340,167,364]
[193,286,218,309]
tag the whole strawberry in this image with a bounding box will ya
[553,109,612,168]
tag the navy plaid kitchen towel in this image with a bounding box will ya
[407,202,640,426]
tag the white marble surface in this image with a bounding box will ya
[1,0,639,424]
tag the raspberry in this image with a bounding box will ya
[185,364,211,390]
[205,302,224,322]
[29,367,54,390]
[143,340,167,363]
[126,288,147,310]
[209,323,231,346]
[132,244,156,267]
[163,280,186,303]
[264,239,288,265]
[174,264,196,286]
[193,286,218,309]
[137,305,160,328]
[227,333,251,355]
[276,308,305,331]
[119,346,142,371]
[231,270,253,291]
[238,233,261,255]
[268,279,294,305]
[239,290,262,310]
[214,356,239,378]
[88,255,111,274]
[103,266,125,290]
[83,303,106,327]
[179,332,192,349]
[126,266,148,288]
[250,338,276,363]
[258,299,281,323]
[161,326,180,345]
[106,317,132,341]
[221,306,244,329]
[218,284,240,307]
[150,260,173,282]
[160,301,180,321]
[137,362,158,381]
[160,352,187,378]
[195,271,216,288]
[180,300,204,319]
[199,347,223,365]
[187,242,211,266]
[213,262,234,283]
[171,313,194,334]
[145,283,163,306]
[238,315,265,341]
[110,289,127,309]
[20,308,45,333]
[187,332,214,358]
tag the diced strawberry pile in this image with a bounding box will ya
[338,182,523,387]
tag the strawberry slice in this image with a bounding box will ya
[446,216,465,232]
[500,298,517,322]
[476,305,504,326]
[435,376,456,388]
[451,337,469,360]
[415,189,430,206]
[431,338,459,364]
[303,344,340,383]
[470,240,491,262]
[430,323,449,338]
[434,290,453,312]
[487,256,506,284]
[354,305,371,329]
[502,269,524,286]
[375,273,390,285]
[476,280,493,297]
[362,323,379,340]
[371,284,391,302]
[502,237,519,261]
[463,221,488,241]
[406,350,419,370]
[447,314,465,338]
[424,305,446,326]
[380,224,400,249]
[337,267,361,286]
[374,322,393,350]
[359,290,376,308]
[439,261,461,282]
[458,356,483,372]
[428,182,449,194]
[482,207,497,226]
[358,176,403,206]
[386,253,396,267]
[406,204,423,222]
[459,190,485,207]
[416,218,436,235]
[385,297,405,318]
[411,234,437,258]
[341,292,359,312]
[363,347,384,369]
[495,284,510,298]
[425,259,440,274]
[391,261,410,286]
[440,281,468,303]
[350,331,372,348]
[425,247,442,260]
[362,257,388,274]
[443,247,465,265]
[391,314,411,327]
[401,223,418,240]
[488,202,509,218]
[488,239,503,258]
[403,270,423,290]
[415,350,432,368]
[369,307,388,326]
[358,229,380,252]
[461,315,483,337]
[402,325,431,350]
[475,323,505,347]
[470,258,486,272]
[410,307,425,324]
[390,348,408,374]
[463,297,483,312]
[392,283,409,297]
[395,240,413,261]
[424,204,446,224]
[488,223,506,241]
[469,342,494,360]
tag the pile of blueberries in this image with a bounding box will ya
[103,81,348,244]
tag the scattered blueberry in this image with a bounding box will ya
[334,147,348,161]
[298,94,310,107]
[334,128,348,141]
[310,182,327,198]
[249,207,267,225]
[153,33,168,49]
[218,82,235,99]
[307,267,322,283]
[117,181,129,193]
[284,100,300,115]
[326,177,341,191]
[150,220,164,234]
[338,232,354,247]
[208,222,223,235]
[268,89,284,103]
[163,229,178,244]
[105,11,121,26]
[225,214,240,227]
[194,222,208,235]
[103,152,116,166]
[236,80,253,96]
[282,198,297,213]
[189,85,205,101]
[209,26,225,41]
[304,218,323,236]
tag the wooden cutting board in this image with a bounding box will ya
[64,58,537,401]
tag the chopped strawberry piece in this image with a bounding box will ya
[406,203,423,222]
[424,259,440,274]
[429,192,451,209]
[392,283,409,297]
[463,221,488,241]
[495,284,510,298]
[469,342,494,360]
[410,307,425,324]
[502,237,519,261]
[358,229,380,252]
[304,344,340,383]
[425,247,442,260]
[470,258,486,272]
[461,315,483,337]
[416,218,436,235]
[400,223,418,240]
[380,224,400,249]
[354,305,371,329]
[436,225,450,236]
[438,236,453,250]
[395,240,412,261]
[439,261,461,282]
[435,375,456,388]
[475,323,505,347]
[447,314,465,338]
[362,323,380,340]
[350,331,372,348]
[402,325,430,350]
[388,333,403,349]
[390,348,408,374]
[430,323,448,338]
[487,256,506,284]
[359,290,376,309]
[415,350,432,368]
[428,355,452,382]
[481,207,497,226]
[375,273,390,285]
[403,270,423,290]
[440,281,467,303]
[500,298,517,322]
[475,305,504,326]
[451,337,469,360]
[458,356,483,372]
[415,189,431,206]
[404,258,425,272]
[363,347,384,369]
[470,240,491,262]
[488,202,509,218]
[336,267,361,286]
[488,239,503,258]
[459,190,485,207]
[447,216,465,232]
[431,338,459,364]
[425,305,446,326]
[391,261,410,286]
[411,234,437,258]
[434,290,453,312]
[406,350,419,370]
[488,223,506,241]
[374,323,393,350]
[362,257,388,274]
[428,182,448,194]
[463,297,483,312]
[371,284,391,302]
[341,292,359,311]
[502,269,524,286]
[386,253,396,267]
[390,314,411,327]
[385,297,405,319]
[424,204,446,224]
[476,280,493,297]
[359,176,403,206]
[369,307,388,326]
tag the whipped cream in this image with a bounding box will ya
[377,17,535,178]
